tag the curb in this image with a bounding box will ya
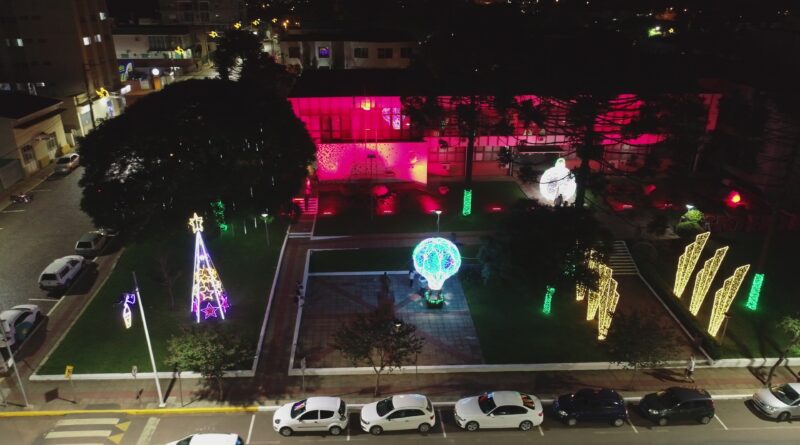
[0,393,755,418]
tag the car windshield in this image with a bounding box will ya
[376,398,394,417]
[656,391,682,407]
[291,399,307,418]
[478,393,497,414]
[176,437,192,445]
[41,273,57,281]
[56,157,71,164]
[771,384,800,405]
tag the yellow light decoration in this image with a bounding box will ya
[597,283,620,340]
[189,212,204,233]
[587,263,612,321]
[576,249,598,301]
[708,264,750,336]
[233,21,242,29]
[271,17,278,23]
[689,246,728,315]
[175,46,185,55]
[209,30,219,38]
[252,19,261,26]
[95,87,109,98]
[674,232,710,298]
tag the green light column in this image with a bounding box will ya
[745,273,765,311]
[542,286,555,315]
[462,189,472,216]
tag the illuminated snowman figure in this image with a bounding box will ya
[539,158,577,204]
[412,237,461,308]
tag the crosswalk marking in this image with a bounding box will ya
[45,430,112,439]
[55,418,119,427]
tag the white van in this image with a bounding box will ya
[39,255,85,290]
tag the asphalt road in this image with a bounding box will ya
[0,167,96,313]
[1,399,799,445]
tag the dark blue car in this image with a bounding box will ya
[553,388,628,427]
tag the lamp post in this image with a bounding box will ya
[260,211,272,247]
[132,272,166,407]
[0,309,29,407]
[434,210,442,233]
[720,312,733,347]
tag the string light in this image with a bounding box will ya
[462,189,472,216]
[597,281,620,340]
[708,264,750,336]
[576,249,597,301]
[542,286,555,315]
[745,273,765,311]
[122,292,136,329]
[539,158,577,202]
[587,263,612,321]
[689,246,728,315]
[674,232,710,298]
[189,213,230,323]
[413,237,461,291]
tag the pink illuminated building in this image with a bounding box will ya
[288,75,720,184]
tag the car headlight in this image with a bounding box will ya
[647,409,661,416]
[763,404,777,413]
[557,410,568,417]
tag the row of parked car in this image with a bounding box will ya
[269,386,720,437]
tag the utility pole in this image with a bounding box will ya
[132,272,166,407]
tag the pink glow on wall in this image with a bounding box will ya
[316,142,428,183]
[418,194,442,214]
[600,133,666,146]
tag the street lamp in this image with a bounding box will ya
[720,312,733,347]
[260,211,272,247]
[131,272,166,407]
[686,204,695,210]
[151,68,160,77]
[434,210,442,232]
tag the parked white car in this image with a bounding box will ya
[360,394,436,435]
[272,397,348,436]
[54,153,80,174]
[753,383,800,421]
[166,433,243,445]
[455,391,543,432]
[75,230,109,257]
[0,305,41,348]
[39,255,85,290]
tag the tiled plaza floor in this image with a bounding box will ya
[295,273,484,368]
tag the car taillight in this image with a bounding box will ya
[430,415,435,420]
[538,412,543,417]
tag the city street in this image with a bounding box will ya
[1,399,799,445]
[0,167,96,312]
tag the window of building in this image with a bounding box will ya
[318,47,330,58]
[199,12,209,22]
[94,34,102,42]
[400,47,412,58]
[199,1,210,10]
[82,36,91,46]
[46,134,58,152]
[354,47,368,58]
[36,81,45,87]
[377,48,393,59]
[15,38,23,47]
[99,11,107,20]
[22,146,35,164]
[288,46,300,58]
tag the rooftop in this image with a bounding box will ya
[281,28,415,43]
[0,93,62,120]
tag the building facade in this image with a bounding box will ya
[114,25,206,78]
[0,93,70,189]
[279,31,416,71]
[159,0,246,25]
[0,0,124,137]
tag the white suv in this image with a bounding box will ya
[39,255,85,290]
[273,397,348,436]
[360,394,436,435]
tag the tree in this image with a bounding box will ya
[604,311,680,387]
[766,316,800,386]
[167,326,252,400]
[332,310,425,396]
[153,252,181,310]
[79,79,316,234]
[211,29,261,81]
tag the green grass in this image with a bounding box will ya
[635,232,800,360]
[314,181,527,236]
[308,246,607,363]
[38,219,287,374]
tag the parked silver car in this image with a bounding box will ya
[54,153,79,174]
[75,230,108,257]
[752,383,800,421]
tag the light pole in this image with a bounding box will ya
[132,272,166,407]
[434,210,442,232]
[260,211,272,247]
[720,312,733,347]
[0,311,29,407]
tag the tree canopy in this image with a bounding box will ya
[79,79,316,234]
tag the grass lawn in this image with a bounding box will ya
[314,181,527,236]
[309,246,608,363]
[635,232,800,360]
[38,218,287,375]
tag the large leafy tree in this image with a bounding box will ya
[79,79,316,234]
[210,29,261,81]
[332,310,425,396]
[767,315,800,386]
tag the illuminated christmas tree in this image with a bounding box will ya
[189,213,230,322]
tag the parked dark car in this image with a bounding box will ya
[553,388,628,426]
[639,387,715,426]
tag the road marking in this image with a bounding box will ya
[715,414,729,431]
[246,413,255,444]
[45,430,111,438]
[1,210,25,213]
[347,423,351,441]
[538,425,544,436]
[28,298,56,302]
[136,417,160,445]
[627,419,639,434]
[55,418,120,426]
[438,410,446,438]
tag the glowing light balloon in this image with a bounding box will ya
[412,237,461,291]
[539,158,577,202]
